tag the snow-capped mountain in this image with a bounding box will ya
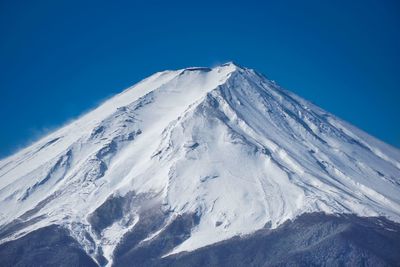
[1,62,400,266]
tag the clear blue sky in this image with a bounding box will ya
[0,0,399,158]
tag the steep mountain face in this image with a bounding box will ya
[0,63,399,266]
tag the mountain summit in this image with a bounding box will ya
[1,63,400,266]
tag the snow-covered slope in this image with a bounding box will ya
[1,62,400,265]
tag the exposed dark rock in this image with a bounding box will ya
[37,137,62,151]
[0,216,46,241]
[88,192,137,235]
[19,150,72,201]
[0,225,97,267]
[160,213,400,267]
[1,213,400,267]
[19,192,61,221]
[113,212,200,267]
[90,126,105,139]
[181,67,212,73]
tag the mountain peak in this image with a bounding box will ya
[181,61,242,75]
[1,64,399,265]
[220,61,242,68]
